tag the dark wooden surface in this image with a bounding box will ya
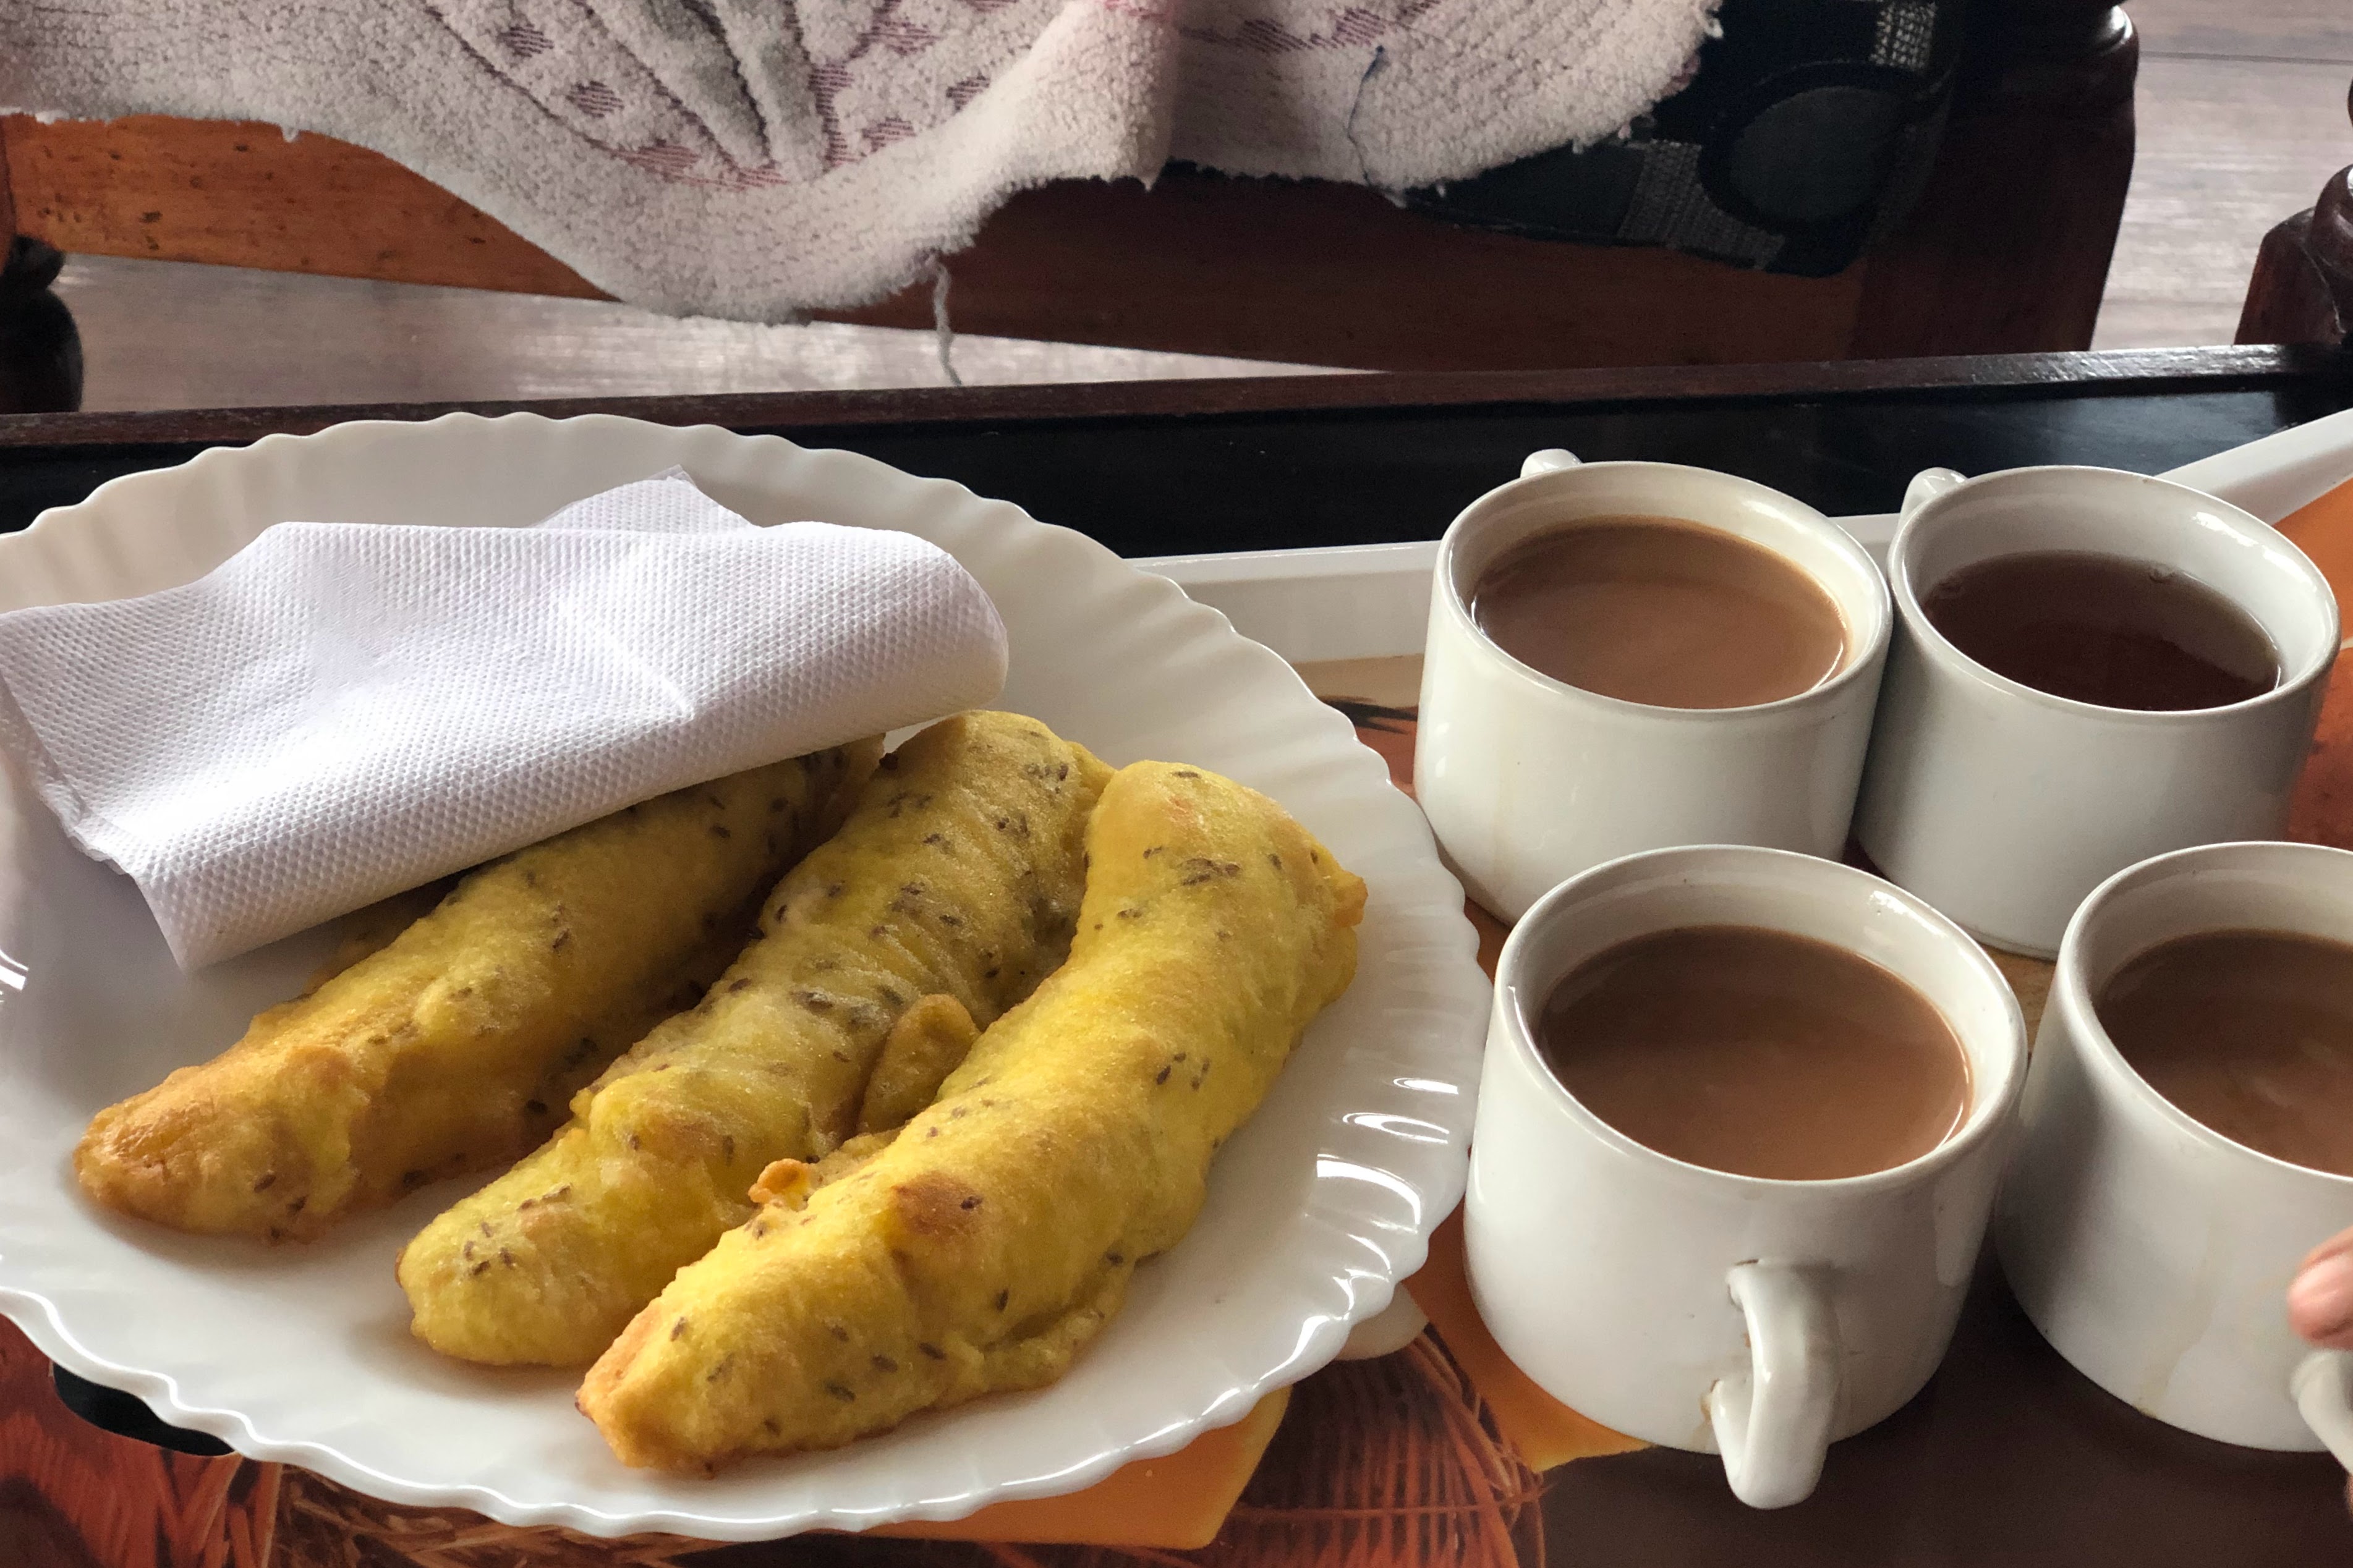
[1823,0,2137,358]
[2,347,2346,560]
[827,168,1882,373]
[11,344,2328,442]
[1547,1258,2350,1566]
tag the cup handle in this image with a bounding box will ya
[1900,467,1966,517]
[2292,1350,2353,1470]
[1707,1261,1841,1509]
[1520,448,1581,478]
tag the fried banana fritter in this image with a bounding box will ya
[74,743,879,1241]
[857,993,981,1136]
[577,760,1365,1471]
[302,879,457,993]
[398,712,1112,1367]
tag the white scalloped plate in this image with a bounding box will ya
[0,413,1488,1541]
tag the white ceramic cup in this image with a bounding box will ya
[1853,465,2338,958]
[1464,844,2027,1509]
[1996,841,2353,1469]
[1415,451,1891,923]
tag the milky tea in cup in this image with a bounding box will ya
[1920,550,2280,712]
[1416,454,1891,922]
[1996,842,2353,1465]
[1535,923,1971,1181]
[1470,516,1850,711]
[1854,465,2336,958]
[1466,846,2025,1511]
[2095,928,2353,1177]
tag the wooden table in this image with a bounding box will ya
[6,344,2353,1567]
[4,347,2347,548]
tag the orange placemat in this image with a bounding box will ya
[2281,474,2353,847]
[870,1389,1290,1547]
[1405,1212,1646,1470]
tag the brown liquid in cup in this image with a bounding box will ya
[1534,925,1972,1181]
[1921,551,2279,711]
[2096,930,2353,1177]
[1470,516,1848,710]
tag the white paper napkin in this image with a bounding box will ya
[0,471,1008,968]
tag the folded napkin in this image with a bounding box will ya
[0,472,1006,968]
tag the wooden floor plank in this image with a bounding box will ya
[2092,51,2352,350]
[2121,0,2353,66]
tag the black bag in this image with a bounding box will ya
[1403,0,1964,276]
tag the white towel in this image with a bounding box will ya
[0,472,1007,968]
[0,0,1718,321]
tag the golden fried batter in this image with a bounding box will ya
[302,879,457,993]
[75,744,878,1240]
[857,993,981,1136]
[398,713,1111,1367]
[577,760,1364,1470]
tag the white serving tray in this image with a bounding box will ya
[1137,409,2353,668]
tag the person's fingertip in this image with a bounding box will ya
[2302,1229,2353,1273]
[2289,1252,2353,1344]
